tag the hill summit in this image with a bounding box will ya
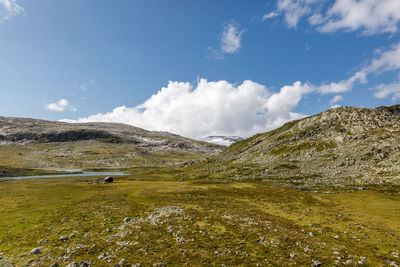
[215,105,400,188]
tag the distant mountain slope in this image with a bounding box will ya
[214,105,400,188]
[0,117,223,169]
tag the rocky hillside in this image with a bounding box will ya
[0,117,223,170]
[215,105,400,188]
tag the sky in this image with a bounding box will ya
[1,0,400,139]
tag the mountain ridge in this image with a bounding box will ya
[212,104,400,188]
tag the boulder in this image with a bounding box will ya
[29,247,42,255]
[104,177,113,183]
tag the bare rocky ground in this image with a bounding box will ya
[0,117,223,171]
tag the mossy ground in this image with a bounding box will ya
[0,170,399,266]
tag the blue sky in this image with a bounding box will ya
[1,0,400,138]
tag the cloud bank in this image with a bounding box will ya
[67,79,310,139]
[64,40,400,139]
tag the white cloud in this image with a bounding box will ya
[76,80,96,91]
[276,0,323,28]
[319,0,400,34]
[0,0,23,22]
[374,81,400,100]
[329,95,343,104]
[45,99,76,112]
[272,0,400,35]
[65,79,312,139]
[317,41,400,94]
[220,21,244,54]
[262,11,279,21]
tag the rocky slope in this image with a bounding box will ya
[0,117,223,169]
[215,105,400,188]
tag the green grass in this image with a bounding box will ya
[0,172,399,266]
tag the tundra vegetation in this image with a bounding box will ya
[0,106,400,266]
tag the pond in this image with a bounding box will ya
[0,169,128,180]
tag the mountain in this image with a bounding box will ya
[0,117,224,170]
[213,105,400,189]
[201,135,243,146]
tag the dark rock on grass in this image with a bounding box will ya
[29,248,41,255]
[59,235,69,242]
[79,260,93,266]
[104,177,114,183]
[49,263,58,267]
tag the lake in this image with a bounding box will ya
[0,169,128,180]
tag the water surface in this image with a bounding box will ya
[0,170,127,180]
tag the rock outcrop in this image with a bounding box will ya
[216,105,400,188]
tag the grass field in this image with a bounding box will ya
[0,170,399,266]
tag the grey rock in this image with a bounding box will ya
[59,235,69,242]
[29,248,42,255]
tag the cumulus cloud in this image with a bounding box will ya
[0,0,23,22]
[45,99,76,112]
[64,40,400,138]
[220,21,244,54]
[66,79,312,139]
[270,0,400,35]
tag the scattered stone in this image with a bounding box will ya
[176,237,186,243]
[357,257,367,265]
[289,252,297,258]
[49,263,58,267]
[80,260,93,266]
[98,253,107,260]
[123,217,132,223]
[83,233,92,239]
[37,239,48,246]
[312,259,322,267]
[61,217,69,222]
[66,262,79,267]
[59,236,69,242]
[29,248,42,255]
[387,261,399,267]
